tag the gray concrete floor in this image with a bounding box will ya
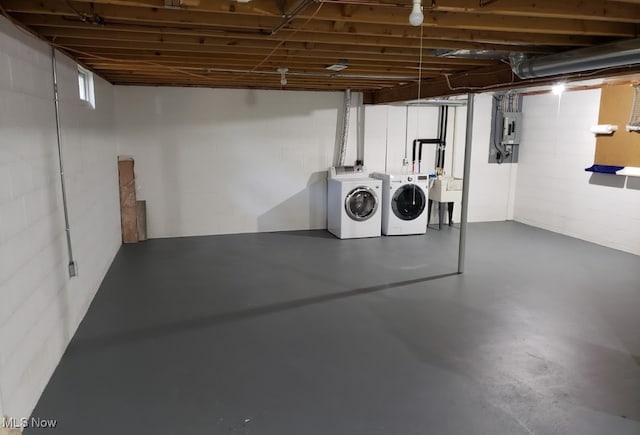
[27,222,640,434]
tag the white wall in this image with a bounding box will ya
[0,17,121,420]
[364,105,447,174]
[364,94,517,223]
[515,89,640,256]
[463,94,518,222]
[115,87,362,238]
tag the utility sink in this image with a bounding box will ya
[429,177,463,203]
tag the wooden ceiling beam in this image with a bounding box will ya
[67,0,640,24]
[52,37,499,67]
[9,14,602,53]
[101,74,396,86]
[113,82,386,91]
[99,72,399,88]
[30,20,606,49]
[75,59,436,75]
[111,79,385,89]
[43,33,502,66]
[76,60,441,77]
[79,56,436,75]
[4,0,635,37]
[365,63,640,103]
[437,0,640,23]
[33,27,509,64]
[366,64,518,103]
[4,0,639,93]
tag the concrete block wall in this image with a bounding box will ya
[461,94,518,223]
[115,86,362,238]
[515,89,640,256]
[0,17,121,421]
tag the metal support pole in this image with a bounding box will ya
[457,93,474,274]
[52,48,77,277]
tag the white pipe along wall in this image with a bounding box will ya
[0,17,121,421]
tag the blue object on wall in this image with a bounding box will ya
[585,164,625,174]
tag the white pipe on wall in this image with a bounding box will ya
[337,88,352,166]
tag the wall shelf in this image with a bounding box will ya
[585,164,640,177]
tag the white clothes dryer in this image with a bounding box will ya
[371,173,429,236]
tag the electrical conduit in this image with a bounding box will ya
[51,48,77,277]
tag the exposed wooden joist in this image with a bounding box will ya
[29,19,607,49]
[4,0,635,37]
[3,0,640,100]
[15,14,578,54]
[69,0,640,24]
[365,63,640,103]
[52,39,498,70]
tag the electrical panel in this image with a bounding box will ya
[489,93,523,164]
[501,112,522,145]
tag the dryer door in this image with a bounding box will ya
[392,184,426,221]
[345,186,378,221]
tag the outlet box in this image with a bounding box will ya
[69,261,78,277]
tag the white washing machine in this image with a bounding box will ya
[327,167,382,239]
[371,173,429,235]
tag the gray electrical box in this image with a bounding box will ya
[489,93,523,164]
[501,112,522,145]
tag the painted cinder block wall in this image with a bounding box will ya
[0,17,121,420]
[114,86,363,238]
[515,89,640,256]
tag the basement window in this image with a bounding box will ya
[78,66,95,108]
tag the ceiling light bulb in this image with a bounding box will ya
[551,83,565,95]
[409,0,423,26]
[277,67,288,86]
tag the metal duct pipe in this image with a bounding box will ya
[337,89,351,166]
[511,38,640,79]
[51,48,77,277]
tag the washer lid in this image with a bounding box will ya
[345,186,378,221]
[392,184,426,221]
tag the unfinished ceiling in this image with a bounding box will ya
[2,0,640,103]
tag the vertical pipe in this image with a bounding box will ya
[457,93,474,274]
[404,105,409,162]
[337,88,351,167]
[450,107,458,177]
[441,106,449,169]
[52,48,77,277]
[356,92,365,165]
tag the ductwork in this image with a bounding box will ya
[337,89,351,167]
[511,38,640,79]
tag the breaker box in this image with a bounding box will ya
[501,112,522,145]
[489,93,523,164]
